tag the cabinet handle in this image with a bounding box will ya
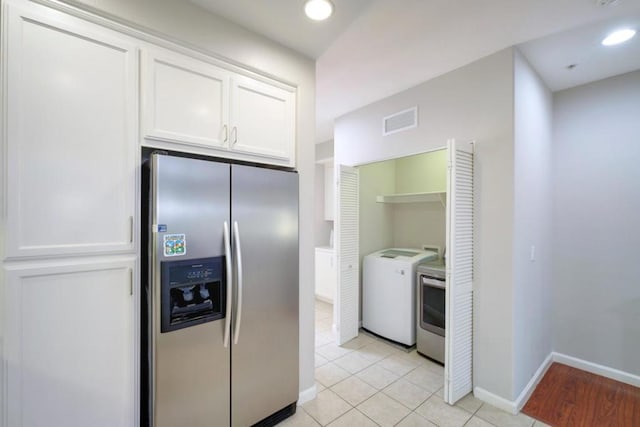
[232,126,238,145]
[129,216,134,243]
[129,268,133,296]
[223,124,228,143]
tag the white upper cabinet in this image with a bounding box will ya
[229,75,296,164]
[142,48,230,148]
[142,49,296,167]
[4,1,137,259]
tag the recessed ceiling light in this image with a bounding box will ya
[304,0,334,21]
[601,28,636,46]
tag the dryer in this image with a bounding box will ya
[363,248,438,346]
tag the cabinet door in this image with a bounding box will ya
[230,75,296,166]
[328,251,336,302]
[4,2,137,258]
[336,166,359,345]
[142,48,230,148]
[315,249,335,302]
[315,249,330,300]
[4,258,136,427]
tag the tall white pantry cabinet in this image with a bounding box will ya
[2,2,138,427]
[0,1,297,426]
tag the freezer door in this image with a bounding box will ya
[151,154,231,427]
[231,165,299,427]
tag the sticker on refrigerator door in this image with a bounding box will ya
[164,234,186,257]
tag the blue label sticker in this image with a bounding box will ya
[158,224,167,232]
[163,234,186,257]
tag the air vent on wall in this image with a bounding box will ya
[596,0,621,6]
[382,106,418,136]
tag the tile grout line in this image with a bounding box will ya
[380,380,434,412]
[353,405,382,426]
[311,302,450,427]
[311,302,509,427]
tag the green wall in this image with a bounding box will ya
[358,148,447,194]
[394,149,447,193]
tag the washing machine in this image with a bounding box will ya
[363,248,439,346]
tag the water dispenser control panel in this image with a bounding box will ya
[160,257,225,333]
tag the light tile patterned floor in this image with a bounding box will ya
[278,301,546,427]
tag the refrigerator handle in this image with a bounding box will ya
[223,221,233,348]
[233,221,243,345]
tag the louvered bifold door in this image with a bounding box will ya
[336,166,359,345]
[444,139,474,404]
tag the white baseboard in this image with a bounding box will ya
[475,352,640,416]
[297,384,317,406]
[552,352,640,388]
[514,352,553,412]
[473,387,517,414]
[474,351,553,415]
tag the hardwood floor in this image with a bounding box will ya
[523,363,640,426]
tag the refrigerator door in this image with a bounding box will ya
[231,165,299,426]
[151,154,231,427]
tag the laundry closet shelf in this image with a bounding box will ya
[375,191,446,206]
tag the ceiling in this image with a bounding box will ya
[188,0,373,58]
[190,0,640,143]
[518,10,640,92]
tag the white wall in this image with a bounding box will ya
[59,0,317,397]
[316,140,334,162]
[552,70,640,376]
[512,50,554,399]
[335,48,516,399]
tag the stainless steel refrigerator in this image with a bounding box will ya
[144,152,299,427]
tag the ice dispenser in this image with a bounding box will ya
[160,257,225,332]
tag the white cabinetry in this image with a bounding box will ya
[142,48,229,149]
[230,74,295,162]
[2,2,138,426]
[4,258,136,427]
[4,0,137,259]
[143,48,296,167]
[315,247,336,303]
